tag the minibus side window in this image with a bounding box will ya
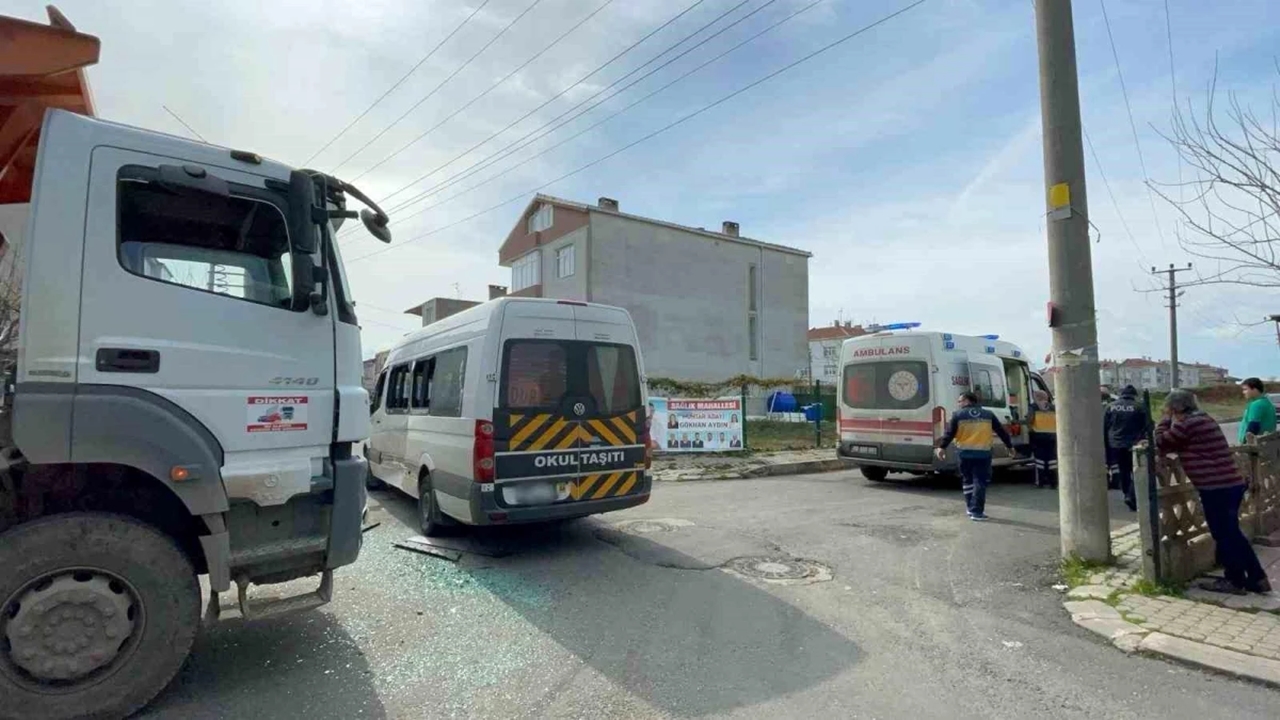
[371,371,386,414]
[430,347,467,418]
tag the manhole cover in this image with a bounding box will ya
[614,518,694,534]
[724,556,833,585]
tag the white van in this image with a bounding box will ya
[836,329,1052,480]
[366,298,652,534]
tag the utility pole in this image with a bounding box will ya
[1034,0,1110,562]
[1151,263,1192,389]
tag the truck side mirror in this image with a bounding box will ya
[360,209,391,244]
[287,170,320,255]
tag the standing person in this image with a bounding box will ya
[1027,390,1057,489]
[1239,377,1277,444]
[1104,385,1149,512]
[935,392,1014,521]
[1156,390,1271,595]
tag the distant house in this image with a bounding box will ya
[1093,357,1230,391]
[807,322,868,385]
[497,194,811,382]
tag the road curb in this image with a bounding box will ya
[742,458,852,478]
[653,457,853,482]
[1063,596,1280,687]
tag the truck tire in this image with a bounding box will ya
[0,513,200,720]
[860,466,890,482]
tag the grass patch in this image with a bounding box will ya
[1128,577,1186,598]
[1061,554,1113,588]
[745,420,833,452]
[1146,386,1250,424]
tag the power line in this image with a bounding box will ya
[347,0,713,216]
[301,0,494,167]
[346,0,928,267]
[329,0,546,175]
[356,0,800,237]
[365,0,755,215]
[162,105,206,142]
[1098,0,1168,249]
[1162,0,1184,205]
[349,0,620,183]
[1082,125,1143,261]
[337,0,765,241]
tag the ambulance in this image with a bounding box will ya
[835,325,1052,481]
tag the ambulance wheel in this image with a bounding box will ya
[861,466,890,482]
[417,472,453,537]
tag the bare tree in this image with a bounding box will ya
[0,234,18,379]
[1154,69,1280,288]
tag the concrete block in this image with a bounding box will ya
[1067,585,1114,601]
[1075,616,1148,641]
[1113,633,1146,653]
[1139,632,1280,686]
[1064,600,1122,620]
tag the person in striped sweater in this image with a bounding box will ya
[1156,389,1272,595]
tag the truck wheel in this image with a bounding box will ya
[417,472,453,537]
[0,513,200,720]
[861,466,890,482]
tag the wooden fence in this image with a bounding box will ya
[1136,434,1280,583]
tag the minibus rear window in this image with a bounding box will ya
[842,361,930,410]
[501,340,641,414]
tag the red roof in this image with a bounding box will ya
[808,324,868,341]
[1122,358,1160,367]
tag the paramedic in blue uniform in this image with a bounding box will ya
[1027,390,1058,489]
[935,392,1014,521]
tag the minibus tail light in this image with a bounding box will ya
[474,420,495,482]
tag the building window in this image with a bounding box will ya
[747,264,758,361]
[527,203,554,234]
[824,364,837,376]
[823,345,838,359]
[555,244,575,278]
[511,251,540,291]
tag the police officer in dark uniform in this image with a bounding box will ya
[1104,385,1149,511]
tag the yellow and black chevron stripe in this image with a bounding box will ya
[502,410,641,451]
[504,412,580,451]
[570,470,643,500]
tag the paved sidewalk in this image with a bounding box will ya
[1062,524,1280,686]
[651,449,847,482]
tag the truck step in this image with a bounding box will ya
[204,570,333,624]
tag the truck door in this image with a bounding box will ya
[968,355,1010,458]
[78,149,335,503]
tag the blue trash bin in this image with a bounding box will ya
[803,403,822,422]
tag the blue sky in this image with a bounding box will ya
[18,0,1280,376]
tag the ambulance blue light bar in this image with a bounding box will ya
[982,334,1000,340]
[877,322,921,331]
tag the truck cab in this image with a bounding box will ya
[0,10,389,719]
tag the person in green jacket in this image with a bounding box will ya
[1239,377,1277,443]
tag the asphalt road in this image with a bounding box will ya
[140,471,1280,719]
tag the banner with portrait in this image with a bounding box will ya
[648,397,743,452]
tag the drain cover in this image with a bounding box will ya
[614,518,694,534]
[724,556,833,585]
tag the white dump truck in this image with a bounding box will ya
[0,9,387,719]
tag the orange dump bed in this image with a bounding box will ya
[0,6,99,204]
